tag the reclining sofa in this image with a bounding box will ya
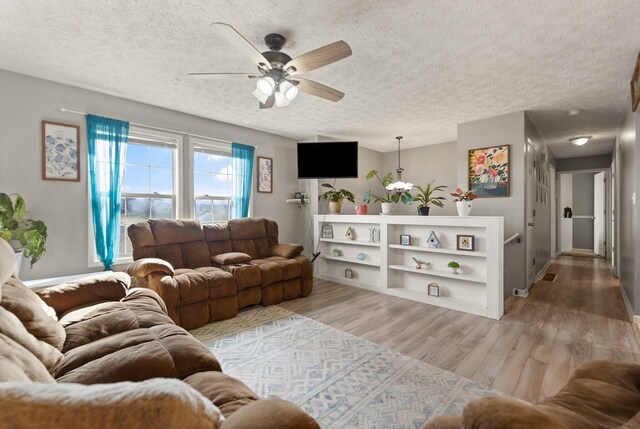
[127,217,313,330]
[0,238,318,429]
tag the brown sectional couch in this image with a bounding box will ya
[127,217,313,330]
[0,238,318,428]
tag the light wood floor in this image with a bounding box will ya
[278,255,640,403]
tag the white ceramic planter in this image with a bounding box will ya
[448,266,459,274]
[381,202,395,214]
[15,251,23,275]
[456,200,472,216]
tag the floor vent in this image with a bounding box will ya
[542,273,557,282]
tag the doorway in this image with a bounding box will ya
[557,168,610,258]
[526,143,536,287]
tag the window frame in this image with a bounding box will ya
[191,137,234,224]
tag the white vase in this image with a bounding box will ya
[456,200,472,216]
[381,203,395,214]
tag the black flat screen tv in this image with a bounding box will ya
[297,142,358,179]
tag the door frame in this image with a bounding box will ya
[556,167,611,258]
[525,143,536,288]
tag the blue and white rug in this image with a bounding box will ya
[191,306,503,429]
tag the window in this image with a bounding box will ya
[119,129,179,256]
[193,143,232,224]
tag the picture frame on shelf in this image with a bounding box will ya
[400,234,411,246]
[42,121,80,182]
[344,267,353,279]
[428,283,440,297]
[456,234,475,251]
[257,156,273,193]
[321,224,334,238]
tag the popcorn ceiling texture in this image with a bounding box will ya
[0,0,638,155]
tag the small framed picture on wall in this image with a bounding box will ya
[42,121,80,181]
[257,156,273,193]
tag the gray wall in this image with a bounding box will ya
[556,154,612,172]
[0,69,300,280]
[571,172,595,249]
[457,111,526,300]
[615,102,639,314]
[382,141,458,216]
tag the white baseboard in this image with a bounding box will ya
[619,283,637,324]
[535,260,552,281]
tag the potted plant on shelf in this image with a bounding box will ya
[355,192,370,215]
[412,181,446,216]
[447,261,460,274]
[365,170,413,214]
[0,193,48,272]
[319,183,355,214]
[450,188,478,217]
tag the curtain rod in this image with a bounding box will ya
[59,108,257,148]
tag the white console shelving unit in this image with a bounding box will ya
[313,215,504,319]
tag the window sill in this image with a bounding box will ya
[88,256,134,269]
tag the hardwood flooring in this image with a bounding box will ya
[278,255,640,403]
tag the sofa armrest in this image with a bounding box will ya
[220,398,319,429]
[455,397,568,429]
[127,258,174,278]
[270,243,303,259]
[36,272,130,316]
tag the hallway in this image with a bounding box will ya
[279,255,640,403]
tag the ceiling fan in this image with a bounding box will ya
[188,23,352,109]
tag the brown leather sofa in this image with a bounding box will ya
[127,218,313,330]
[423,360,640,429]
[0,238,318,429]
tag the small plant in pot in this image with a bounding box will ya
[365,170,412,214]
[319,183,355,214]
[447,261,460,274]
[355,192,371,215]
[0,193,47,271]
[450,188,477,217]
[412,181,446,216]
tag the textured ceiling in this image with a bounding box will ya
[0,0,639,154]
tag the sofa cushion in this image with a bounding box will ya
[0,332,55,383]
[270,243,303,259]
[36,272,129,316]
[184,371,259,417]
[0,378,223,429]
[0,306,63,373]
[60,288,174,353]
[251,260,283,286]
[211,252,252,265]
[221,399,321,429]
[1,275,66,350]
[55,324,221,384]
[151,219,204,245]
[203,223,233,256]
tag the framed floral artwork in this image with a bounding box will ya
[42,121,80,182]
[468,145,510,197]
[257,156,273,193]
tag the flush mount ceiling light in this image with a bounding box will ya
[188,23,352,109]
[386,136,414,193]
[570,136,591,146]
[568,109,581,116]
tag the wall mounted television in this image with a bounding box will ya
[297,141,358,179]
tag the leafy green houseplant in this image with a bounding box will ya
[365,170,412,214]
[0,193,47,268]
[412,181,446,216]
[447,261,460,274]
[319,183,355,214]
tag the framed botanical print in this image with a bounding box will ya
[42,121,80,181]
[257,156,273,193]
[468,145,510,197]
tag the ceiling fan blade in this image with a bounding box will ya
[292,77,345,102]
[260,94,275,109]
[212,22,271,70]
[285,41,351,74]
[187,72,258,79]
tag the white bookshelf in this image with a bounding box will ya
[314,215,504,319]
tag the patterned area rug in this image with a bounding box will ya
[191,306,504,429]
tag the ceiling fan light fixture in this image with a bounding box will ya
[251,88,269,104]
[274,89,291,107]
[570,136,591,146]
[256,76,275,96]
[280,80,299,101]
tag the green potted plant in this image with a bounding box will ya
[355,192,370,215]
[412,181,446,216]
[365,170,412,214]
[0,193,47,271]
[447,261,460,274]
[319,183,355,214]
[450,188,478,216]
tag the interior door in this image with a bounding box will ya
[526,143,536,287]
[593,171,606,256]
